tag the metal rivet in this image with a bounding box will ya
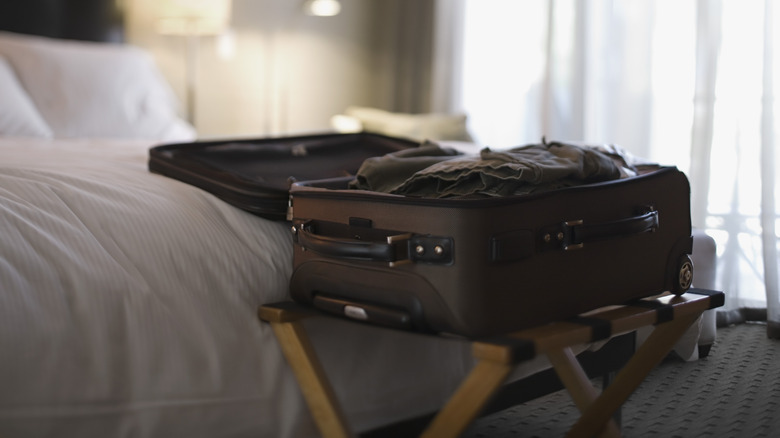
[557,232,564,241]
[544,234,551,242]
[415,245,425,255]
[291,226,297,235]
[434,245,444,255]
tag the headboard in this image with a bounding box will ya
[0,0,124,43]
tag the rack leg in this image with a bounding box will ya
[565,312,701,438]
[548,347,621,438]
[421,360,514,438]
[269,319,355,438]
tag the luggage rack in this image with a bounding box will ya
[258,288,724,438]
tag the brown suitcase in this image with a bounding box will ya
[288,166,694,337]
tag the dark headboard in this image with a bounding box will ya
[0,0,124,43]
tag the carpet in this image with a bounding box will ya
[463,322,780,437]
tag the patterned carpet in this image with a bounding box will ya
[463,322,780,438]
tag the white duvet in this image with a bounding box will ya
[0,138,295,436]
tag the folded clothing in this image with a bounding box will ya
[350,140,638,198]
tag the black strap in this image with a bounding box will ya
[630,299,674,324]
[686,288,726,309]
[569,316,612,341]
[477,337,536,362]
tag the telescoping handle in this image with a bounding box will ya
[292,220,453,266]
[542,207,659,251]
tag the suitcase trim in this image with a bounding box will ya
[289,166,686,209]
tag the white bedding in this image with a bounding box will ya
[0,138,573,438]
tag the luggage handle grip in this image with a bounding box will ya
[561,207,658,250]
[293,221,411,264]
[293,220,454,266]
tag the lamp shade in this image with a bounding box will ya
[303,0,341,17]
[157,0,232,35]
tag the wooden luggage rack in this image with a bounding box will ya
[258,288,724,438]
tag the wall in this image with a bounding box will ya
[125,0,385,138]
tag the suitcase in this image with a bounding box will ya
[288,166,694,337]
[148,132,419,221]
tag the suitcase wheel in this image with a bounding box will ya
[673,254,694,295]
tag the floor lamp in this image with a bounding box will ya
[157,0,232,126]
[268,0,342,134]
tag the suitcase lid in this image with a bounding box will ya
[148,132,419,221]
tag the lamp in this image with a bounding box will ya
[303,0,341,17]
[157,0,232,125]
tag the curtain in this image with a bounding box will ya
[370,0,436,113]
[451,0,779,337]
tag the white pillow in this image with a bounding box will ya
[0,55,53,138]
[342,106,474,142]
[0,31,195,141]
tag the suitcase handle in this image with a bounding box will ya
[558,208,659,250]
[293,220,453,266]
[294,222,406,262]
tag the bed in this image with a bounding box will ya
[0,19,717,438]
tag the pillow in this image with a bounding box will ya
[341,106,474,142]
[0,55,53,138]
[330,114,363,133]
[0,31,195,141]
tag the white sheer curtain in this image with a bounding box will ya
[451,0,779,337]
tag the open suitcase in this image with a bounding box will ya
[149,133,694,337]
[288,166,694,337]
